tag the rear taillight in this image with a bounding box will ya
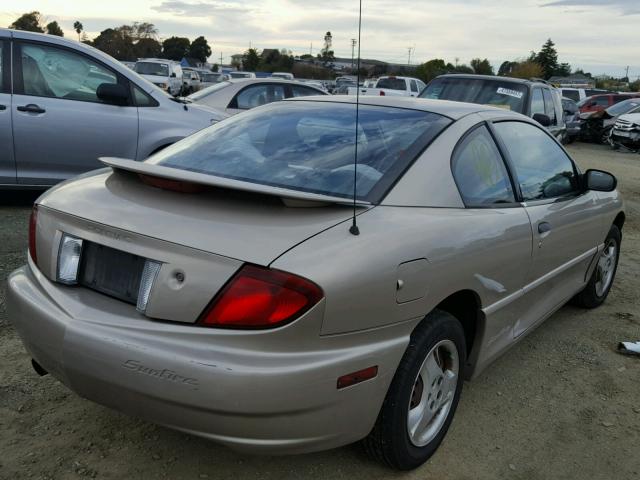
[379,90,385,96]
[199,265,323,329]
[28,205,38,265]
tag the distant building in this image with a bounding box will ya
[548,74,596,88]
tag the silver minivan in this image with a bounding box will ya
[0,29,226,187]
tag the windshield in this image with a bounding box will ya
[187,81,232,101]
[421,77,527,113]
[135,62,170,77]
[607,99,640,116]
[376,78,406,90]
[147,102,451,202]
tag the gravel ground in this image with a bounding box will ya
[1,143,639,480]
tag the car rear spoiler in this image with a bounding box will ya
[100,157,371,207]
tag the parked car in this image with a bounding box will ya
[9,96,624,471]
[186,78,327,115]
[348,76,427,97]
[560,87,608,102]
[577,93,640,117]
[333,81,357,95]
[421,74,567,141]
[561,97,581,143]
[120,61,136,70]
[181,68,201,94]
[296,79,328,91]
[610,111,640,150]
[229,71,256,79]
[271,72,294,80]
[0,29,226,187]
[198,71,225,89]
[581,98,640,144]
[134,58,183,96]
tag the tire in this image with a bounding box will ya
[600,127,612,145]
[362,309,466,470]
[573,225,621,308]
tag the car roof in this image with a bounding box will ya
[226,78,323,88]
[285,95,524,120]
[434,73,551,88]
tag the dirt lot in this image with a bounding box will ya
[1,143,639,480]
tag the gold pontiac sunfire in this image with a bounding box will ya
[8,96,624,470]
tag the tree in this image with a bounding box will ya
[46,21,64,37]
[92,28,135,61]
[73,21,83,41]
[134,38,162,58]
[470,58,494,75]
[510,60,543,79]
[498,60,517,76]
[131,22,158,40]
[188,36,211,63]
[319,31,335,65]
[555,62,571,77]
[242,48,260,71]
[9,11,44,32]
[162,36,190,61]
[211,63,219,72]
[534,38,558,79]
[415,59,447,83]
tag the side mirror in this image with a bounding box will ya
[171,72,177,78]
[585,169,617,192]
[96,83,128,106]
[532,113,551,127]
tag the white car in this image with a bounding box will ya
[186,78,327,115]
[229,71,256,79]
[135,59,183,96]
[182,68,201,94]
[348,76,426,98]
[271,72,294,80]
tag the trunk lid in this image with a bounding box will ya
[39,167,358,267]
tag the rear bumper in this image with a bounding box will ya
[7,263,409,454]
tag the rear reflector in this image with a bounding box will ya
[56,234,83,284]
[137,260,162,313]
[337,366,378,389]
[28,205,38,265]
[379,90,385,96]
[198,265,323,329]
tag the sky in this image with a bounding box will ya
[0,0,638,78]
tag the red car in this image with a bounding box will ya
[578,93,640,116]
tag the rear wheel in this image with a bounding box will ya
[363,310,466,470]
[573,225,621,308]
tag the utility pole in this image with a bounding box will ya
[407,46,414,66]
[220,52,223,65]
[625,65,630,81]
[351,39,357,70]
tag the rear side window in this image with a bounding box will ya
[562,89,580,102]
[452,125,515,206]
[410,80,418,93]
[593,96,610,106]
[18,42,119,103]
[0,40,7,93]
[234,84,286,109]
[542,89,557,125]
[530,89,545,116]
[494,121,578,201]
[290,85,323,97]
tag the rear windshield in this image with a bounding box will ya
[147,102,451,202]
[376,78,406,90]
[135,62,169,77]
[421,77,527,113]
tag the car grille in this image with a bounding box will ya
[78,242,147,305]
[614,119,638,132]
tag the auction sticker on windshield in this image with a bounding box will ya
[497,87,523,99]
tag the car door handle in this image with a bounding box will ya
[0,104,6,111]
[538,222,552,234]
[17,104,46,114]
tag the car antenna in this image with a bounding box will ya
[349,0,363,236]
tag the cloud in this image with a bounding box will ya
[541,0,640,15]
[152,0,249,17]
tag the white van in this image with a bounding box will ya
[135,59,183,96]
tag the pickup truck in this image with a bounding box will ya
[347,76,426,97]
